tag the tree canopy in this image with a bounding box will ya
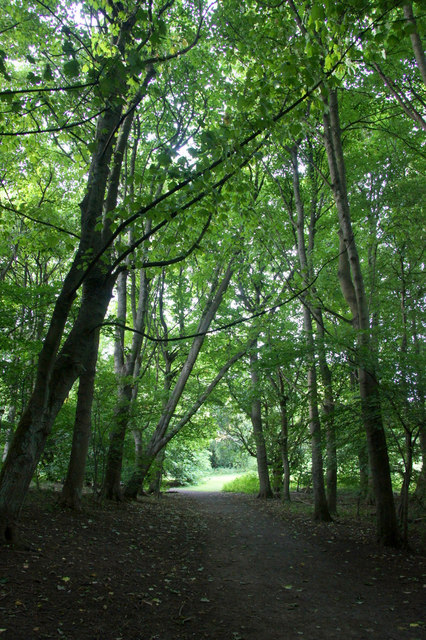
[0,0,424,547]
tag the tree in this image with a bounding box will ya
[0,0,211,541]
[0,0,423,549]
[322,87,399,545]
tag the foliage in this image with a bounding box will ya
[222,471,260,494]
[209,435,252,470]
[0,0,424,546]
[163,444,211,486]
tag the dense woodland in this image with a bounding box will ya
[0,0,424,550]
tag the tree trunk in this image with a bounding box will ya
[124,346,247,496]
[410,315,425,507]
[323,88,399,545]
[124,262,235,498]
[304,312,332,521]
[1,406,16,463]
[403,3,426,85]
[0,272,116,542]
[102,208,151,500]
[59,328,100,510]
[358,441,375,505]
[275,372,291,502]
[102,384,133,500]
[148,450,166,495]
[315,310,337,513]
[249,349,273,499]
[280,396,291,502]
[291,146,331,521]
[0,11,156,538]
[399,431,413,546]
[0,47,140,540]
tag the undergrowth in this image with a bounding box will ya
[222,471,259,494]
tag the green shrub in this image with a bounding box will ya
[222,471,259,494]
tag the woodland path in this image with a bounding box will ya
[0,488,424,640]
[177,490,425,640]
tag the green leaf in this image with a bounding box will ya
[63,59,80,78]
[43,63,54,81]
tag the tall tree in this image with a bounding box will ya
[0,0,209,541]
[322,88,399,545]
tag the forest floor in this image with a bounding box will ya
[0,488,425,640]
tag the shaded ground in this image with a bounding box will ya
[0,488,424,639]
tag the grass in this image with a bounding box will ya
[222,471,260,494]
[180,471,246,492]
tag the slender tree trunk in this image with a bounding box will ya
[59,329,100,510]
[303,308,332,520]
[102,210,151,500]
[323,88,399,545]
[403,3,426,84]
[148,450,166,495]
[315,310,337,513]
[249,349,273,499]
[271,369,291,501]
[358,440,374,505]
[1,406,16,463]
[126,345,248,495]
[291,146,331,521]
[399,431,413,546]
[279,392,291,502]
[124,262,236,498]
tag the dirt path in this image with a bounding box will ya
[177,491,425,640]
[0,489,424,640]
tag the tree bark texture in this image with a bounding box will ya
[403,3,426,85]
[249,349,273,499]
[1,406,16,463]
[279,395,291,502]
[315,310,337,513]
[60,329,100,510]
[323,88,399,545]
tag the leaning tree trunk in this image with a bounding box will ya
[323,88,399,546]
[403,3,426,85]
[59,328,100,510]
[0,10,156,540]
[0,269,116,542]
[0,98,125,543]
[124,261,236,498]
